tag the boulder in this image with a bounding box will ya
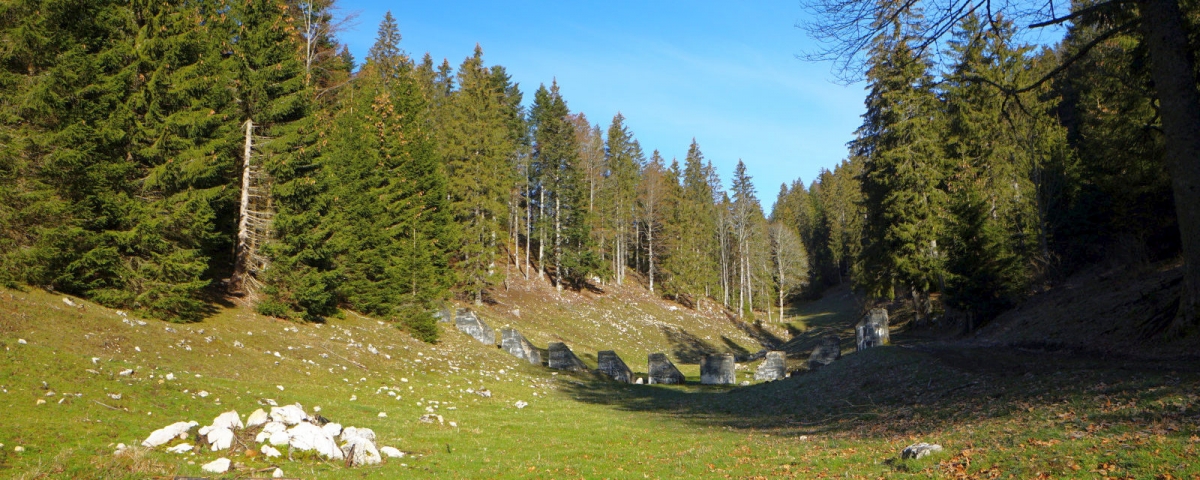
[288,422,342,460]
[901,442,943,460]
[142,421,199,448]
[245,408,269,427]
[700,353,735,385]
[340,436,382,466]
[754,351,787,381]
[210,410,243,430]
[807,336,842,368]
[647,353,685,385]
[500,328,542,365]
[341,427,376,444]
[455,309,496,345]
[256,421,287,443]
[596,350,633,383]
[856,308,890,351]
[206,427,234,451]
[321,422,342,438]
[547,342,587,372]
[269,404,307,426]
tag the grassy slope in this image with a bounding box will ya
[2,278,1199,479]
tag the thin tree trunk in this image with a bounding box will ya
[554,194,562,291]
[231,119,254,294]
[1138,0,1200,329]
[648,222,655,293]
[538,188,545,279]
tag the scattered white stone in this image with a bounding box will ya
[449,421,458,428]
[377,412,387,418]
[206,427,234,451]
[196,391,209,398]
[35,399,45,406]
[312,406,320,412]
[13,446,25,453]
[380,446,404,458]
[211,410,244,430]
[341,435,382,466]
[17,339,26,345]
[276,385,284,391]
[62,297,77,307]
[514,401,528,409]
[272,468,284,478]
[108,393,121,400]
[118,369,133,376]
[116,310,127,317]
[233,341,243,348]
[164,373,174,381]
[246,409,269,427]
[400,378,408,383]
[349,394,357,401]
[261,445,281,458]
[268,430,290,446]
[134,346,141,352]
[367,345,378,355]
[143,421,199,448]
[91,357,99,364]
[166,443,193,454]
[269,404,307,425]
[200,458,230,473]
[265,398,278,406]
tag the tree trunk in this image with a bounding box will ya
[231,119,254,295]
[554,194,562,292]
[1139,0,1200,329]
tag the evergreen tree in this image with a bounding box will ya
[853,20,947,318]
[443,45,514,304]
[602,113,641,285]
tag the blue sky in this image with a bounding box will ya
[335,1,866,207]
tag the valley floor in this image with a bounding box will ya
[1,279,1198,478]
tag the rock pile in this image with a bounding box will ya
[141,403,403,471]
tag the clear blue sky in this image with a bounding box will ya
[335,1,865,207]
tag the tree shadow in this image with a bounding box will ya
[658,325,724,364]
[559,343,1200,441]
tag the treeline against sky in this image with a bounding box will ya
[781,9,1187,328]
[0,1,807,340]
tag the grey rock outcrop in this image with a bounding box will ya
[807,336,841,369]
[455,309,495,345]
[500,328,541,365]
[647,353,685,384]
[901,443,942,460]
[753,351,786,381]
[856,308,890,351]
[433,306,454,323]
[547,342,587,372]
[596,350,633,383]
[700,353,735,385]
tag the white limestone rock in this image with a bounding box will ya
[340,436,382,466]
[272,468,284,478]
[200,458,230,473]
[269,404,307,425]
[288,422,342,460]
[260,444,281,458]
[166,443,193,454]
[245,408,269,427]
[340,427,375,443]
[211,410,243,430]
[380,446,404,458]
[142,421,199,448]
[321,423,342,438]
[206,427,234,451]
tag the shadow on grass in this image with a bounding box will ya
[562,344,1200,440]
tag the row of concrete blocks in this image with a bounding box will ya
[447,308,791,384]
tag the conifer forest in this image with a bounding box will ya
[1,0,1197,342]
